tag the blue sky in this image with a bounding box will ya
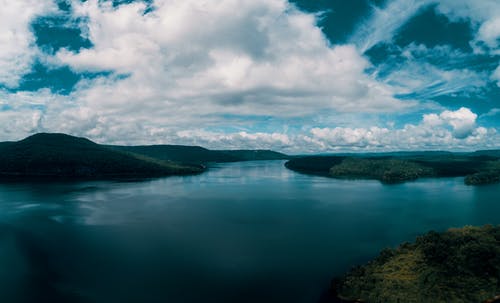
[1,0,500,152]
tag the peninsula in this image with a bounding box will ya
[285,153,500,185]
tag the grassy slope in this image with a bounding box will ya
[0,133,203,179]
[333,225,500,303]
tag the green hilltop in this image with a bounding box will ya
[0,133,204,179]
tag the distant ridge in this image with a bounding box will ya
[0,133,291,180]
[109,145,290,164]
[0,133,203,179]
[215,149,289,161]
[109,144,241,165]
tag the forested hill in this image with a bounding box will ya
[109,145,241,164]
[0,133,290,180]
[110,146,290,164]
[285,152,500,185]
[0,133,203,179]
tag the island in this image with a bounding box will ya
[329,225,500,303]
[285,153,500,185]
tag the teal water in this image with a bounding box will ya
[0,160,499,303]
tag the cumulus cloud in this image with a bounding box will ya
[176,129,291,150]
[0,0,56,87]
[52,0,410,123]
[0,0,499,153]
[301,107,496,152]
[105,108,496,153]
[438,107,477,139]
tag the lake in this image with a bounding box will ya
[1,160,499,303]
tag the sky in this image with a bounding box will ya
[1,0,500,153]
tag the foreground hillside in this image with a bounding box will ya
[0,133,203,179]
[285,153,500,185]
[331,225,500,303]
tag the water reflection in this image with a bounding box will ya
[0,161,499,303]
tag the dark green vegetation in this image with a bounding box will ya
[285,153,500,185]
[284,156,346,175]
[0,133,290,180]
[111,145,289,165]
[465,160,500,185]
[0,133,203,179]
[332,225,500,303]
[215,149,289,161]
[109,145,241,165]
[330,158,434,184]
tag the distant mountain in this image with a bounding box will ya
[109,146,290,164]
[0,133,203,179]
[109,145,241,165]
[216,150,290,161]
[473,150,500,157]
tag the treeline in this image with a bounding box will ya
[285,154,500,185]
[0,133,204,180]
[330,158,434,184]
[332,225,500,303]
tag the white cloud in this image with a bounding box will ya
[481,108,500,118]
[0,0,498,154]
[476,17,500,51]
[349,0,432,52]
[493,65,500,86]
[350,0,500,91]
[436,0,500,44]
[0,90,54,139]
[383,58,488,99]
[302,107,496,153]
[0,0,56,87]
[176,129,291,150]
[110,108,496,153]
[434,0,500,83]
[0,85,498,152]
[439,107,477,139]
[52,0,411,124]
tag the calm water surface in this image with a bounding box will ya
[1,160,500,303]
